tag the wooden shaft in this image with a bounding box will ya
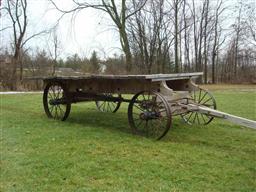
[186,104,256,129]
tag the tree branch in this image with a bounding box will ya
[21,29,49,47]
[125,0,147,20]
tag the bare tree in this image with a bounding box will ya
[191,0,205,75]
[182,0,192,71]
[211,0,225,83]
[2,0,48,85]
[233,2,243,79]
[47,27,61,76]
[172,0,184,73]
[5,0,28,82]
[50,0,147,73]
[203,0,209,83]
[245,2,256,47]
[128,0,172,73]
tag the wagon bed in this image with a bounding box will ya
[39,72,256,140]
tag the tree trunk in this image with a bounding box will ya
[119,27,132,73]
[174,0,179,73]
[19,59,23,81]
[125,52,132,73]
[203,0,209,84]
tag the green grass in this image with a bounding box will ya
[1,88,256,192]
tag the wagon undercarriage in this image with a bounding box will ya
[41,72,256,140]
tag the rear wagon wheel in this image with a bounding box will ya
[128,91,172,140]
[43,81,71,121]
[95,93,121,113]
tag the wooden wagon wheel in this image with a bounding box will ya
[43,81,71,121]
[181,88,216,125]
[128,91,172,140]
[95,93,121,113]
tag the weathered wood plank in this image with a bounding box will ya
[26,72,203,82]
[146,72,203,81]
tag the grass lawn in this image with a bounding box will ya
[1,85,256,191]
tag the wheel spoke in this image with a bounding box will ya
[110,102,116,109]
[54,106,58,119]
[103,102,106,111]
[57,86,61,99]
[203,104,214,107]
[99,101,105,109]
[186,112,193,122]
[198,92,207,103]
[142,93,146,102]
[56,105,61,119]
[58,105,65,117]
[51,87,56,98]
[198,89,202,103]
[96,94,121,113]
[196,113,200,124]
[134,103,144,112]
[49,105,54,114]
[48,91,54,100]
[200,113,207,124]
[106,102,110,112]
[201,97,212,105]
[192,113,197,124]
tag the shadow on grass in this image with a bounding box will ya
[64,107,202,142]
[65,109,132,135]
[41,103,225,144]
[160,117,227,144]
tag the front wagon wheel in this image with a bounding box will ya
[43,82,71,121]
[181,88,216,125]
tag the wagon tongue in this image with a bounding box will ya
[185,104,256,129]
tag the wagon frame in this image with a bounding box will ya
[41,72,256,140]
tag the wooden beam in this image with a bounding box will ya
[187,104,256,129]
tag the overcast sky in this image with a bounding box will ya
[1,0,122,59]
[1,0,255,59]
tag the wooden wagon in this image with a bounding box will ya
[41,72,256,140]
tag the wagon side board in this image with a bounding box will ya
[42,76,199,115]
[66,79,160,94]
[41,72,203,94]
[43,77,198,95]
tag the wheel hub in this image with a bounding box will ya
[140,111,161,120]
[49,98,66,105]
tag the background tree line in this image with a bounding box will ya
[0,0,255,90]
